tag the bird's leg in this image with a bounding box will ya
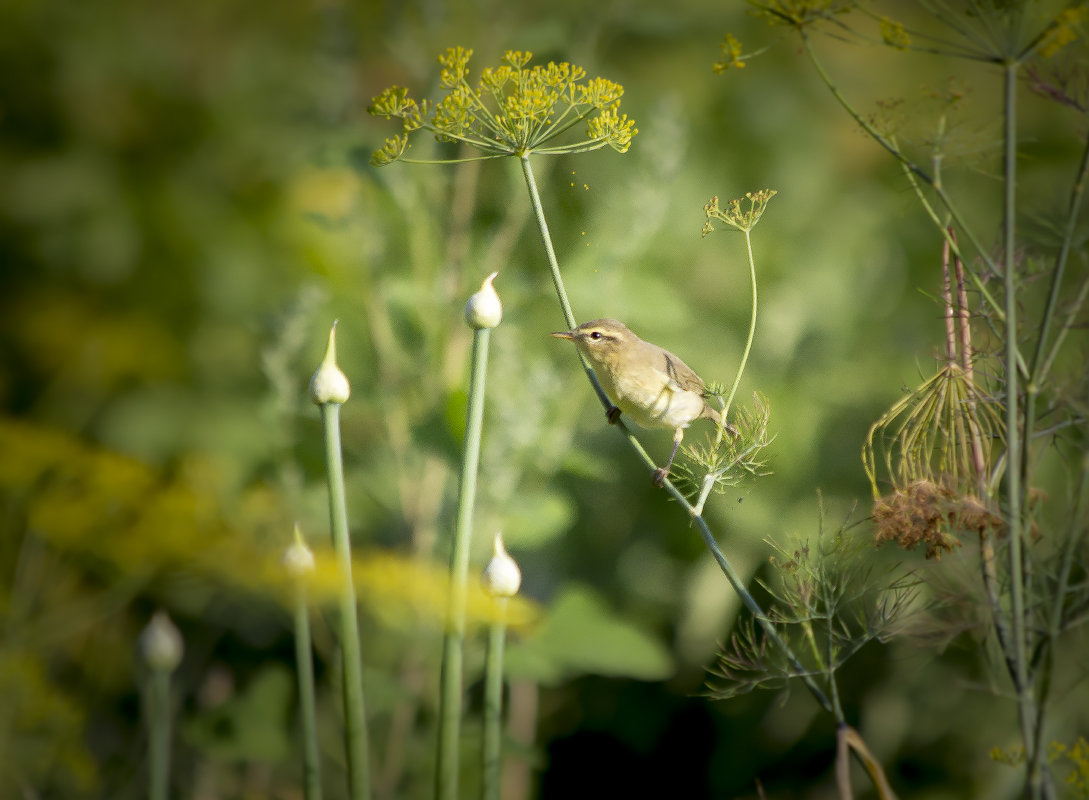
[606,405,622,425]
[653,427,685,487]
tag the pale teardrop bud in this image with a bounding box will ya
[464,272,502,329]
[283,523,316,577]
[482,531,521,598]
[141,610,184,672]
[309,321,351,405]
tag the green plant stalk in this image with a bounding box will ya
[518,152,835,718]
[999,59,1036,789]
[436,327,492,800]
[321,402,372,800]
[481,600,509,800]
[294,581,323,800]
[147,668,171,800]
[695,227,758,514]
[720,228,758,420]
[520,155,578,332]
[825,636,845,724]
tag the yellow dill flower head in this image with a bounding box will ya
[368,47,638,164]
[879,17,911,50]
[1038,6,1086,58]
[713,34,747,73]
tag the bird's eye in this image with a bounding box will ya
[589,331,602,340]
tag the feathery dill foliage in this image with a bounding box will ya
[709,501,914,703]
[368,47,637,164]
[714,3,1088,798]
[674,390,774,499]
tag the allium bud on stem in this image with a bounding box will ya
[283,523,317,577]
[141,610,184,672]
[482,531,521,598]
[309,321,351,405]
[465,272,502,330]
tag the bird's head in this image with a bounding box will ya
[550,318,636,369]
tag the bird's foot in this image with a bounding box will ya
[606,405,622,425]
[652,467,669,488]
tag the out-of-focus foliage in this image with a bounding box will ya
[1,0,1086,798]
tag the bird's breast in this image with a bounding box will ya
[606,366,707,431]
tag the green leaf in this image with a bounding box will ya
[505,585,673,684]
[500,489,574,549]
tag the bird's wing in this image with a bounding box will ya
[662,352,706,393]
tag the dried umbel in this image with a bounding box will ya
[873,479,1005,560]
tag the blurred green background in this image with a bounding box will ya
[1,0,1085,798]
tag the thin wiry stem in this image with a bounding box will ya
[694,227,759,514]
[722,228,759,422]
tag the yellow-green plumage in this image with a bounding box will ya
[551,318,734,485]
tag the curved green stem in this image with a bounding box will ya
[695,227,759,513]
[436,327,492,800]
[322,403,372,800]
[726,230,759,419]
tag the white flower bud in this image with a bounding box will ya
[140,610,184,672]
[482,531,521,598]
[283,523,316,577]
[464,272,502,329]
[309,321,351,405]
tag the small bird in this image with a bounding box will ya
[551,318,736,486]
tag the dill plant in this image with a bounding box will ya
[719,3,1089,797]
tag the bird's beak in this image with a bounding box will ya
[550,330,576,340]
